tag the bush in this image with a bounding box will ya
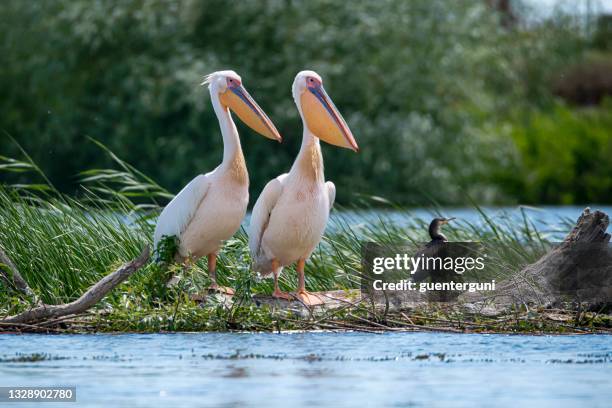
[504,101,612,204]
[592,14,612,51]
[0,0,592,205]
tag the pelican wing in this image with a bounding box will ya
[325,181,336,209]
[248,174,287,256]
[153,174,211,248]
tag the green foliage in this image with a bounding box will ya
[154,234,179,263]
[140,263,174,303]
[592,14,612,51]
[0,0,596,205]
[504,100,612,204]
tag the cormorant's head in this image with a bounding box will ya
[428,217,455,241]
[431,217,455,227]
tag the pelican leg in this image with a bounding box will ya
[271,259,291,300]
[208,252,234,295]
[294,258,324,306]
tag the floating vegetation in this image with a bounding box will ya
[2,351,607,365]
[0,353,71,363]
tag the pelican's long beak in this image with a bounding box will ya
[301,85,358,152]
[220,85,282,142]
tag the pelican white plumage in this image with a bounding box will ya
[248,70,358,305]
[154,70,281,293]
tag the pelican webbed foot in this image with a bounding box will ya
[294,290,324,306]
[272,289,293,301]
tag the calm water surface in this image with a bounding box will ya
[1,332,610,407]
[331,205,612,231]
[261,205,612,241]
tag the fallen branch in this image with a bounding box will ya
[0,246,150,325]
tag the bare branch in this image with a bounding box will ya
[1,246,150,325]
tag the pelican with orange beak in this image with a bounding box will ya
[249,70,358,305]
[154,70,281,293]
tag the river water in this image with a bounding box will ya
[330,205,612,231]
[1,332,610,407]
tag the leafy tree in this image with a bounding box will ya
[0,0,598,205]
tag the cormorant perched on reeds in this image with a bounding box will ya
[412,217,455,283]
[412,217,462,301]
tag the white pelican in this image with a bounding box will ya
[248,70,358,305]
[154,70,281,293]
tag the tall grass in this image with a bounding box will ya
[0,142,560,321]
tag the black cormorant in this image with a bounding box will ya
[412,217,462,301]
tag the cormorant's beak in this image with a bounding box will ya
[442,217,456,224]
[301,84,358,152]
[220,84,282,142]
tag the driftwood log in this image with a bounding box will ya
[0,246,150,325]
[459,208,611,311]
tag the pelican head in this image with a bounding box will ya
[204,70,282,142]
[292,70,358,152]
